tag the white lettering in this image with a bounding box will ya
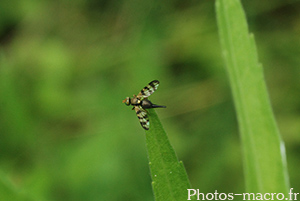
[219,193,227,200]
[214,190,219,200]
[271,193,276,200]
[294,192,299,200]
[228,193,234,200]
[206,193,214,200]
[256,193,263,200]
[277,193,284,200]
[264,193,270,200]
[289,188,294,200]
[187,189,196,200]
[243,193,255,200]
[187,189,298,200]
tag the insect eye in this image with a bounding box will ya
[123,97,130,106]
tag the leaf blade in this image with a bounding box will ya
[145,109,192,201]
[216,0,290,195]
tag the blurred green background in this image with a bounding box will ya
[0,0,299,200]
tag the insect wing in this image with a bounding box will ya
[137,80,160,99]
[135,106,149,130]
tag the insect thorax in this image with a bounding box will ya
[130,96,141,105]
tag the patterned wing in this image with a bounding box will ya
[134,106,149,130]
[137,80,160,99]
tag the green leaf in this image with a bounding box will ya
[145,109,192,201]
[216,0,290,195]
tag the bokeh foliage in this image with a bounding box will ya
[0,0,300,200]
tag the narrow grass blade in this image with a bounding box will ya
[145,109,192,201]
[216,0,290,195]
